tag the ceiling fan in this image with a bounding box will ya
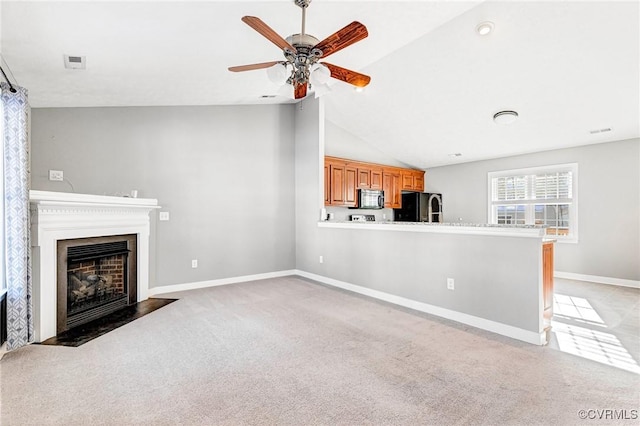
[228,0,371,99]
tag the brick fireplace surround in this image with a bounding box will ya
[30,191,159,342]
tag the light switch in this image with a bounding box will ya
[159,212,170,221]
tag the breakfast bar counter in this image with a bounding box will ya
[318,220,547,238]
[302,219,554,345]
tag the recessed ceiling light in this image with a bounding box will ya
[354,86,365,93]
[476,21,494,36]
[493,110,518,125]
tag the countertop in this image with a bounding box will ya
[317,220,548,238]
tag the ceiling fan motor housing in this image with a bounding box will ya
[294,0,312,9]
[285,33,323,85]
[286,34,320,52]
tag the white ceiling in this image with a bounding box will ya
[1,1,638,168]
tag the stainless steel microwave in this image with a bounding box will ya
[353,189,384,209]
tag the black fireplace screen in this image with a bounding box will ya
[66,241,130,329]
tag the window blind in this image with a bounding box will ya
[492,171,572,202]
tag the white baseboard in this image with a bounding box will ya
[554,271,640,289]
[148,270,297,296]
[294,270,546,346]
[147,268,545,345]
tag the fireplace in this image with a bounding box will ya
[57,235,138,333]
[30,190,158,342]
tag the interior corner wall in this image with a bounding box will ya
[294,97,324,273]
[425,138,640,281]
[30,104,296,288]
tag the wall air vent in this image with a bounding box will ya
[64,55,86,70]
[589,127,612,134]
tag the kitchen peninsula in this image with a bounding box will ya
[303,219,554,345]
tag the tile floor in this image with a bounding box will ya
[548,278,640,374]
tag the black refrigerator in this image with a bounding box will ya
[393,193,443,222]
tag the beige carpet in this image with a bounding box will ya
[1,276,638,425]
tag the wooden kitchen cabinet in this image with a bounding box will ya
[324,164,330,204]
[326,158,357,207]
[401,170,425,192]
[345,166,357,205]
[542,241,554,329]
[357,167,383,190]
[330,164,346,204]
[383,170,402,208]
[357,168,371,189]
[325,156,422,208]
[370,168,383,190]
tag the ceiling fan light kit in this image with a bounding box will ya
[228,0,371,99]
[309,63,331,86]
[267,63,289,85]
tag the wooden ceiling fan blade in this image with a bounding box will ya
[322,62,371,87]
[313,22,368,59]
[228,61,281,72]
[241,16,297,53]
[294,83,307,99]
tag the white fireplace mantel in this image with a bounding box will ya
[30,190,160,342]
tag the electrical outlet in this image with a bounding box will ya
[191,259,198,268]
[447,278,455,290]
[49,170,64,181]
[159,212,170,221]
[319,255,324,264]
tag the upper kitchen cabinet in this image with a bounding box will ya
[382,170,402,208]
[370,168,383,190]
[325,157,357,207]
[324,163,330,205]
[401,170,425,192]
[357,167,383,190]
[325,156,423,208]
[357,168,371,189]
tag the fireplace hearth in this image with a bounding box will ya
[57,235,137,334]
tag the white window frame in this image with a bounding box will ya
[487,163,579,243]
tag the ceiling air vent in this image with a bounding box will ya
[64,55,86,70]
[589,127,612,134]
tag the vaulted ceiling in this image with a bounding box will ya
[2,1,638,167]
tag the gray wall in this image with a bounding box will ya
[296,98,542,333]
[295,98,323,273]
[425,138,640,281]
[325,120,410,168]
[31,105,296,288]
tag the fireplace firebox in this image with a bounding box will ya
[57,235,137,333]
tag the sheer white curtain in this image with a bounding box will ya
[1,82,33,350]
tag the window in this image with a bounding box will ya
[488,163,578,242]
